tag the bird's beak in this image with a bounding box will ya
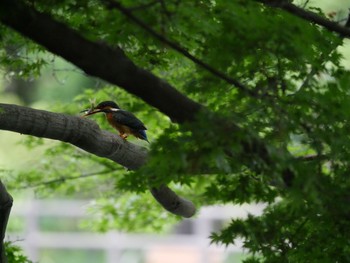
[81,108,102,116]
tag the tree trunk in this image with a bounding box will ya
[0,181,13,263]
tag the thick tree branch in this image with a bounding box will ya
[257,0,350,38]
[150,185,195,217]
[0,0,202,124]
[0,0,298,199]
[0,0,297,185]
[0,103,196,218]
[0,181,12,263]
[0,104,147,170]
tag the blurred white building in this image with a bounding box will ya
[7,200,265,263]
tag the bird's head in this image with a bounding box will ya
[82,101,120,116]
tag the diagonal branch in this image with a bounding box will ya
[0,0,298,200]
[0,0,297,187]
[16,170,113,189]
[127,0,160,12]
[104,0,253,96]
[0,103,196,218]
[257,0,350,38]
[0,0,202,124]
[150,185,196,217]
[0,104,147,170]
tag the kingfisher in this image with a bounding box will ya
[82,101,149,143]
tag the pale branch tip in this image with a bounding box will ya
[0,103,196,218]
[0,0,300,217]
[151,185,196,218]
[0,0,304,216]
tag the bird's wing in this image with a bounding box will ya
[113,110,147,130]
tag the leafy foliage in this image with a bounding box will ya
[2,0,350,262]
[0,26,46,79]
[81,192,180,233]
[5,242,33,263]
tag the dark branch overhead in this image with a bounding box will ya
[0,0,298,188]
[0,0,202,124]
[0,1,348,261]
[257,0,350,38]
[104,0,253,96]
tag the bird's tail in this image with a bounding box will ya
[138,130,149,143]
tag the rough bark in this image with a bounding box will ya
[0,0,298,210]
[104,0,252,95]
[150,185,196,217]
[0,103,147,170]
[1,1,335,261]
[0,103,196,218]
[0,0,202,124]
[0,0,290,169]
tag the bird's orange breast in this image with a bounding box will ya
[106,113,132,135]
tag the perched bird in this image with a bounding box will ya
[82,101,149,143]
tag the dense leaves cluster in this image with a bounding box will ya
[2,0,350,262]
[4,242,33,263]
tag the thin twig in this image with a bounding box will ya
[298,67,318,91]
[257,0,350,38]
[16,170,113,189]
[127,0,159,12]
[159,0,172,19]
[289,217,309,248]
[104,0,255,97]
[302,0,310,9]
[297,7,350,91]
[0,181,12,263]
[297,154,328,162]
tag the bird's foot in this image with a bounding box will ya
[119,134,128,140]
